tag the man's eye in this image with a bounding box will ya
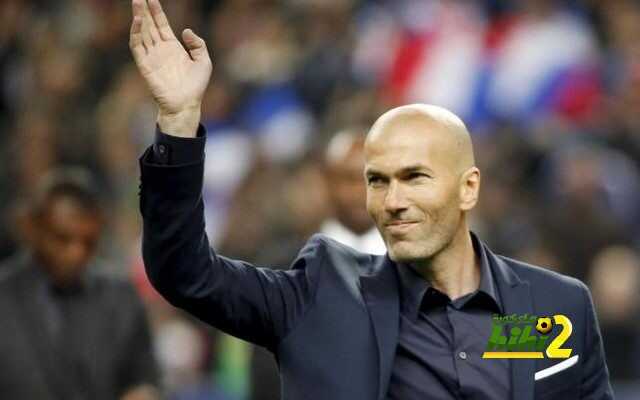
[367,176,383,185]
[408,172,426,180]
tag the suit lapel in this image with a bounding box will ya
[487,248,535,400]
[359,256,400,400]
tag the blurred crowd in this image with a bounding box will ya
[1,0,640,398]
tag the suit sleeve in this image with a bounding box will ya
[578,282,614,399]
[138,146,325,350]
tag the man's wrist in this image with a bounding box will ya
[152,124,206,165]
[157,106,201,138]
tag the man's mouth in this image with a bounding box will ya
[385,220,418,226]
[384,220,419,233]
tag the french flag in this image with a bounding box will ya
[382,1,602,130]
[383,0,487,127]
[484,9,602,126]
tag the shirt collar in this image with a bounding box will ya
[395,231,503,321]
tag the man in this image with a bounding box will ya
[0,168,159,400]
[131,0,613,398]
[321,128,386,255]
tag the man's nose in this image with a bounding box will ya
[384,180,409,213]
[66,241,91,264]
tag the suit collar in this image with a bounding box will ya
[479,238,523,288]
[396,232,503,321]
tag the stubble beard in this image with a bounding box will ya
[386,211,462,265]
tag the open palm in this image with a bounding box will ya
[129,0,212,116]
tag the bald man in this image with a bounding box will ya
[132,1,613,399]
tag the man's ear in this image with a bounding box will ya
[459,166,480,211]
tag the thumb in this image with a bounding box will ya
[182,29,210,63]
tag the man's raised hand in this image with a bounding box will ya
[129,0,212,137]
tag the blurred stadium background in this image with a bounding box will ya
[1,0,639,398]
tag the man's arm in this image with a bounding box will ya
[578,282,614,399]
[139,142,325,347]
[131,0,324,349]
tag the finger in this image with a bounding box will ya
[142,1,159,45]
[131,0,145,20]
[130,0,147,51]
[129,15,146,60]
[182,29,211,64]
[141,17,154,50]
[148,0,176,41]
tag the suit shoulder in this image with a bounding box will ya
[498,256,593,320]
[86,268,148,316]
[0,266,18,290]
[0,255,31,288]
[288,234,379,289]
[88,266,140,296]
[306,233,367,256]
[499,255,587,295]
[305,234,376,267]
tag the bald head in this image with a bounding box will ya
[363,104,481,263]
[366,104,475,175]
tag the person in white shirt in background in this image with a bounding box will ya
[321,127,386,255]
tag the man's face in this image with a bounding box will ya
[31,196,103,285]
[364,118,464,263]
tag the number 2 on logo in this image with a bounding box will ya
[546,314,573,358]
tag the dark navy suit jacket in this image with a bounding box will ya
[140,149,613,400]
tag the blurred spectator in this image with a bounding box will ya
[540,140,637,280]
[0,169,158,400]
[320,127,385,254]
[0,168,160,400]
[589,245,640,382]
